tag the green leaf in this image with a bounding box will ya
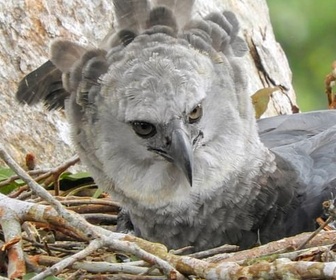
[93,188,104,198]
[59,171,92,181]
[0,168,15,180]
[23,272,63,280]
[251,87,279,119]
[0,168,25,194]
[0,183,18,194]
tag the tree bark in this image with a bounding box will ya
[0,0,296,168]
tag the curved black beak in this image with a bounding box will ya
[169,123,193,186]
[148,119,193,186]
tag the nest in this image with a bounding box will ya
[0,150,336,280]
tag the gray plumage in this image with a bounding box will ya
[16,0,336,251]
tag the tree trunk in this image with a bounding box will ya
[0,0,297,168]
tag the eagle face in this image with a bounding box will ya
[16,1,281,250]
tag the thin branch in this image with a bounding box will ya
[0,169,50,187]
[188,244,239,259]
[298,216,333,250]
[207,230,336,264]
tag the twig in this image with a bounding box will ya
[29,238,107,280]
[276,244,336,261]
[0,169,50,187]
[82,213,118,224]
[39,155,80,196]
[298,216,333,250]
[7,155,80,198]
[22,236,81,254]
[298,198,336,250]
[188,244,239,259]
[206,230,336,264]
[57,197,121,208]
[30,256,162,275]
[66,269,86,280]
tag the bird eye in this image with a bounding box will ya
[131,121,157,138]
[188,104,203,124]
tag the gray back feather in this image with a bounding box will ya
[258,110,336,148]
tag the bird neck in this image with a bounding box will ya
[115,138,277,214]
[123,146,283,250]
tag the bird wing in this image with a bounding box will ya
[258,110,336,148]
[16,60,67,110]
[258,110,336,235]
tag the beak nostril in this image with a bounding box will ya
[193,130,204,146]
[149,122,193,187]
[165,136,172,146]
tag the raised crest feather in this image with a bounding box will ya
[16,1,247,110]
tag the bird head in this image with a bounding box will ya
[46,1,272,209]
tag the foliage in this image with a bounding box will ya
[23,272,62,280]
[267,0,336,111]
[251,87,279,118]
[0,168,25,194]
[0,167,96,195]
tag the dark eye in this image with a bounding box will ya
[188,104,203,124]
[131,121,157,138]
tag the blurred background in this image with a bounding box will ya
[267,0,336,111]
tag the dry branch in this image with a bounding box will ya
[207,231,336,264]
[0,143,183,279]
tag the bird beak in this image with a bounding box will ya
[148,119,194,186]
[168,120,194,187]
